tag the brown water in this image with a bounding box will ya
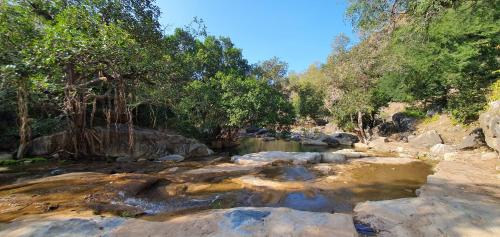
[0,140,433,222]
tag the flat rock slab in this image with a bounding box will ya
[0,208,357,237]
[231,151,322,166]
[231,175,305,190]
[354,155,500,237]
[114,207,357,237]
[0,215,126,237]
[350,157,419,165]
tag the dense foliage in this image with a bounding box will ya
[294,0,499,137]
[0,0,293,157]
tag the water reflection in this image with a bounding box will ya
[228,137,340,155]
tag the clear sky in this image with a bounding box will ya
[157,0,358,73]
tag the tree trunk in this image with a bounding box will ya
[357,111,367,144]
[16,80,30,159]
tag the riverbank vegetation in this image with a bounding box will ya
[1,0,498,158]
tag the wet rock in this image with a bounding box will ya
[321,153,346,163]
[330,133,359,146]
[281,192,333,212]
[281,166,316,181]
[112,207,357,237]
[408,130,443,148]
[176,163,259,182]
[479,101,500,153]
[49,168,64,176]
[27,124,213,159]
[312,164,335,175]
[301,139,328,146]
[231,151,322,166]
[157,154,184,162]
[232,175,305,190]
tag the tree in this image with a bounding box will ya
[177,72,294,142]
[253,57,289,90]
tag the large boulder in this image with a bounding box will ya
[27,125,213,159]
[329,133,359,146]
[301,139,328,146]
[457,128,486,150]
[479,101,500,153]
[408,130,443,148]
[392,112,417,132]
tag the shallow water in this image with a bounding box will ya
[228,137,340,155]
[0,139,433,222]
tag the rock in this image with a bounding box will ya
[290,134,301,141]
[27,124,213,159]
[458,128,486,150]
[261,137,276,142]
[232,175,305,190]
[354,156,500,237]
[481,152,499,160]
[301,139,328,146]
[392,112,417,132]
[430,144,457,156]
[479,101,500,153]
[49,168,64,176]
[0,216,126,237]
[115,207,357,237]
[443,152,459,161]
[176,163,259,182]
[312,164,335,175]
[157,154,184,162]
[256,128,268,135]
[231,151,322,166]
[330,133,359,146]
[353,142,369,151]
[116,156,134,163]
[408,130,443,148]
[321,153,346,163]
[137,158,147,162]
[321,136,341,147]
[334,149,371,158]
[0,153,13,161]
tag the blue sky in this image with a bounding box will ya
[157,0,358,73]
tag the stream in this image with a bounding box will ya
[0,137,433,223]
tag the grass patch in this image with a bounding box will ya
[28,157,48,163]
[0,159,22,166]
[401,107,426,119]
[421,114,440,125]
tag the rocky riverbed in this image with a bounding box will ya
[1,119,499,236]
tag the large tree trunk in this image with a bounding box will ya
[16,80,30,159]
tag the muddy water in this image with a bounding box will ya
[0,140,433,223]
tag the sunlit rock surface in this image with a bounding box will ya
[355,156,500,237]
